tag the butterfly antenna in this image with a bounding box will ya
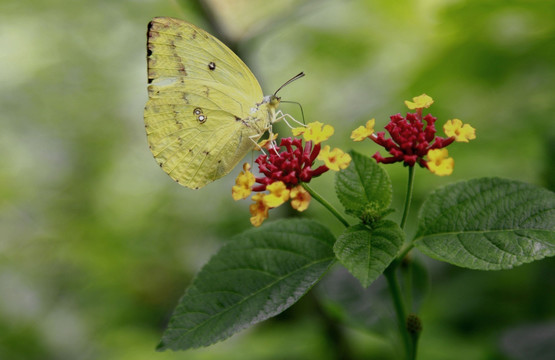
[280,100,306,125]
[273,72,305,97]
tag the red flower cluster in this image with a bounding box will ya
[253,138,328,192]
[372,113,455,168]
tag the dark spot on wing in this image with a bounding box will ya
[235,116,241,121]
[147,48,152,57]
[208,62,216,71]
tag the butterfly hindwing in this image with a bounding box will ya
[144,17,268,189]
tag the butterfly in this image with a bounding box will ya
[144,17,303,189]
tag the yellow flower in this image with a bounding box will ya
[249,193,269,227]
[232,163,255,200]
[427,149,454,176]
[351,118,375,141]
[405,94,434,110]
[257,132,279,149]
[318,145,352,171]
[294,121,334,144]
[290,186,311,212]
[443,119,476,143]
[291,126,306,137]
[263,181,290,208]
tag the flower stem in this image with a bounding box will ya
[384,267,411,359]
[385,166,419,359]
[400,166,415,230]
[301,183,349,227]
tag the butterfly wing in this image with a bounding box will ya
[144,17,267,189]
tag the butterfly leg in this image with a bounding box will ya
[248,134,268,155]
[274,111,306,129]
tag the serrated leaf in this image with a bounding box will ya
[334,221,404,287]
[336,151,393,219]
[414,177,555,270]
[158,219,336,351]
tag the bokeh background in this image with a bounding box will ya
[1,0,554,359]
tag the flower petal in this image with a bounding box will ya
[405,94,434,110]
[232,163,255,200]
[443,119,476,142]
[263,181,290,207]
[318,145,352,171]
[427,148,454,176]
[249,193,269,227]
[290,185,311,212]
[351,118,375,141]
[302,121,335,144]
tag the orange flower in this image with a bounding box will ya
[249,193,269,227]
[444,119,476,143]
[292,121,334,144]
[351,119,375,142]
[263,181,290,208]
[232,163,255,200]
[290,186,311,212]
[257,132,279,150]
[405,94,434,110]
[318,145,352,171]
[427,149,454,176]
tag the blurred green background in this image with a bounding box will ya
[1,0,554,359]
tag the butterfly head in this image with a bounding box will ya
[263,95,281,108]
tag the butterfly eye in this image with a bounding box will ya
[208,62,216,71]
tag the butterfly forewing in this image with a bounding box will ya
[147,17,262,112]
[144,17,269,189]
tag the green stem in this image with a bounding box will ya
[384,268,411,359]
[400,166,415,230]
[301,183,349,228]
[384,166,419,359]
[410,333,419,360]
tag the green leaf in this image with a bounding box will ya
[157,219,336,351]
[336,151,393,221]
[334,221,404,287]
[414,177,555,270]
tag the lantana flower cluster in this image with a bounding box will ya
[232,122,351,227]
[351,94,476,176]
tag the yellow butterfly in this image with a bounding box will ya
[144,17,303,189]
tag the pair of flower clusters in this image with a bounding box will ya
[351,94,476,176]
[232,122,351,226]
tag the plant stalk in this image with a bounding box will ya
[385,166,420,359]
[400,166,415,230]
[384,268,411,359]
[301,183,349,227]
